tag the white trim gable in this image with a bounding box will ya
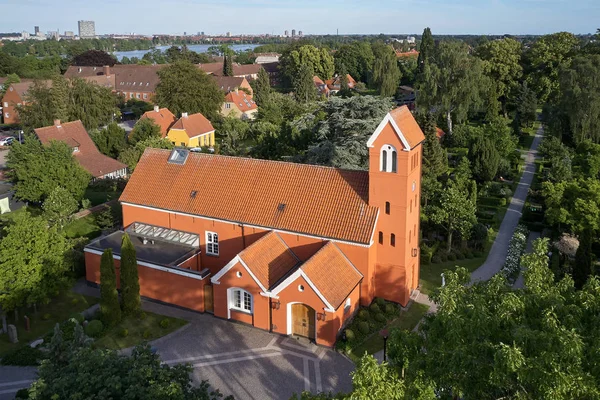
[270,269,336,312]
[210,255,268,293]
[366,113,411,152]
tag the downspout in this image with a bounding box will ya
[239,223,246,249]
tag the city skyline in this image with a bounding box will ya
[0,0,598,36]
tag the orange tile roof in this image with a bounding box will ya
[395,49,419,58]
[120,149,378,244]
[238,232,300,290]
[390,106,426,149]
[170,113,215,138]
[224,91,257,112]
[313,76,325,86]
[325,74,356,90]
[141,107,177,138]
[34,120,127,178]
[83,74,116,90]
[8,80,49,98]
[65,65,110,78]
[301,242,362,309]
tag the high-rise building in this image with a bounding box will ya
[34,26,39,35]
[284,30,289,37]
[298,30,303,37]
[226,31,231,37]
[291,29,296,37]
[78,20,96,39]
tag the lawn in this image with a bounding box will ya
[0,291,99,356]
[84,187,122,207]
[63,213,101,239]
[518,120,541,150]
[348,302,430,363]
[95,312,187,350]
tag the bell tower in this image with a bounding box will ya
[366,107,424,306]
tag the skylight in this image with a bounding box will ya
[168,148,189,165]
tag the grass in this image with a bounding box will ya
[63,213,101,240]
[0,291,99,356]
[518,120,541,150]
[348,302,430,363]
[95,312,187,350]
[84,187,122,207]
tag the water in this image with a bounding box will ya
[113,44,260,61]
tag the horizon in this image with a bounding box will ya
[0,0,598,37]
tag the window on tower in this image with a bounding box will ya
[385,202,390,214]
[380,145,397,173]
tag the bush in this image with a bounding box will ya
[375,297,386,307]
[447,252,456,261]
[159,318,170,329]
[138,311,147,320]
[374,312,386,322]
[344,329,356,342]
[71,298,80,305]
[455,250,465,260]
[474,250,484,258]
[385,303,397,315]
[42,313,52,320]
[119,328,129,338]
[358,309,370,320]
[370,303,381,313]
[499,198,507,206]
[81,198,92,210]
[440,252,448,262]
[0,346,44,366]
[143,329,152,339]
[15,388,29,399]
[84,320,104,338]
[431,255,442,264]
[465,250,474,259]
[69,312,84,324]
[500,224,529,283]
[358,321,370,335]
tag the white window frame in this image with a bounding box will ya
[206,231,219,256]
[380,144,397,173]
[143,93,148,99]
[344,298,351,313]
[3,102,7,107]
[230,288,252,314]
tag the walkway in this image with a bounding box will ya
[470,125,544,283]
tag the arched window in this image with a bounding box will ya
[380,145,398,173]
[385,201,390,215]
[391,234,396,247]
[230,288,252,313]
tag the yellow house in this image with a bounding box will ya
[167,112,215,148]
[221,89,258,120]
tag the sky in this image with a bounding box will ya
[0,0,598,36]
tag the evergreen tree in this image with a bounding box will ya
[50,76,69,123]
[253,67,272,106]
[120,233,141,315]
[223,54,233,76]
[417,27,434,74]
[471,136,500,182]
[515,82,537,129]
[574,230,593,289]
[417,112,447,179]
[100,248,121,327]
[294,63,317,103]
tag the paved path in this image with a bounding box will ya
[0,366,36,400]
[470,125,544,283]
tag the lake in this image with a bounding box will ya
[113,44,260,61]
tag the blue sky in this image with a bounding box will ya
[1,0,598,36]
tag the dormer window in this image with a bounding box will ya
[380,145,397,173]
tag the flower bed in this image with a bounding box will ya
[500,224,529,283]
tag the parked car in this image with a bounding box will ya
[0,137,14,146]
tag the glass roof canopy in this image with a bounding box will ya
[127,222,199,247]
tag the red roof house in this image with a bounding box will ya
[140,106,177,138]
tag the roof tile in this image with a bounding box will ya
[170,113,215,138]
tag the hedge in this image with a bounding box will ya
[500,224,529,283]
[479,197,506,207]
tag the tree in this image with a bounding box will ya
[99,248,121,327]
[120,233,141,315]
[349,355,406,400]
[129,117,161,145]
[0,73,19,97]
[280,44,335,84]
[17,79,56,130]
[7,138,91,202]
[28,342,231,400]
[417,27,434,74]
[372,43,401,97]
[417,112,447,179]
[388,238,600,399]
[43,186,78,228]
[514,82,537,129]
[0,211,72,312]
[428,184,477,250]
[71,50,117,67]
[118,136,174,172]
[333,42,375,83]
[91,122,127,158]
[252,67,272,106]
[470,136,500,182]
[294,63,318,103]
[155,61,224,120]
[417,41,485,135]
[216,116,250,156]
[223,54,233,76]
[574,230,593,289]
[69,78,118,130]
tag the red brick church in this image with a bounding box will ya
[84,106,425,347]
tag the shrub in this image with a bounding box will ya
[431,255,442,264]
[138,311,147,320]
[81,198,92,210]
[500,224,529,283]
[344,329,355,342]
[84,320,104,338]
[465,250,474,259]
[374,313,386,322]
[447,252,457,261]
[159,318,170,329]
[358,309,370,320]
[370,303,381,313]
[119,328,129,338]
[15,389,29,399]
[69,312,84,324]
[474,250,484,258]
[440,252,448,262]
[42,313,51,320]
[385,303,397,315]
[71,298,80,305]
[358,321,370,334]
[499,198,507,206]
[143,329,152,339]
[455,250,465,260]
[375,297,386,307]
[0,346,44,366]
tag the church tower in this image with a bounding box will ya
[366,106,425,306]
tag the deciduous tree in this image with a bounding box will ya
[71,50,117,67]
[280,44,334,84]
[91,122,127,158]
[118,136,174,172]
[428,184,477,250]
[128,117,161,145]
[43,186,78,228]
[372,43,401,97]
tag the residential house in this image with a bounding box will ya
[222,89,258,120]
[64,65,111,79]
[113,65,164,102]
[395,49,419,58]
[167,112,215,148]
[325,74,357,95]
[260,62,281,86]
[313,76,330,97]
[254,53,280,64]
[139,106,177,138]
[1,80,43,125]
[398,85,416,110]
[34,120,128,179]
[84,106,425,347]
[198,62,263,80]
[211,76,253,97]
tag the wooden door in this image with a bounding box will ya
[204,285,214,313]
[292,304,315,340]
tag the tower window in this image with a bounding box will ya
[385,202,390,215]
[378,231,383,244]
[391,234,395,247]
[380,145,397,173]
[410,200,413,213]
[409,231,412,244]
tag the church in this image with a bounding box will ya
[84,106,425,347]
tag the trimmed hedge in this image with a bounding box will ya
[358,321,369,334]
[358,310,370,320]
[345,329,355,342]
[479,197,505,207]
[84,320,104,338]
[0,346,44,366]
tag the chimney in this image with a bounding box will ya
[154,105,160,112]
[103,65,110,76]
[182,112,188,118]
[53,119,61,127]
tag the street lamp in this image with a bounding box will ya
[380,328,389,362]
